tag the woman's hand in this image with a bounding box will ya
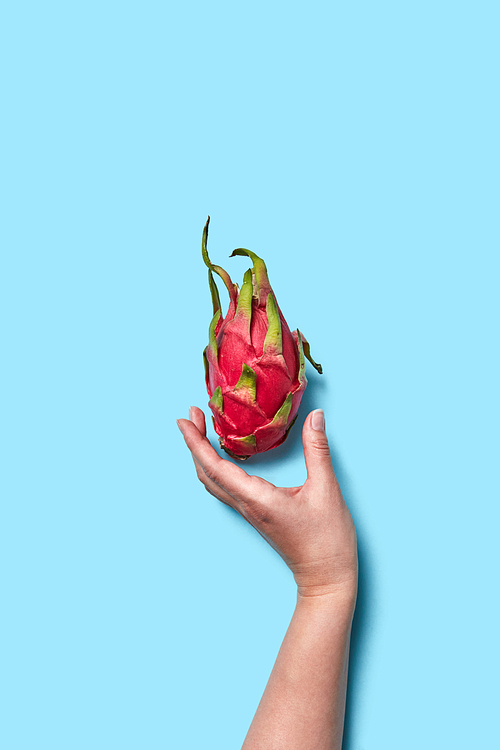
[178,406,358,749]
[177,406,358,601]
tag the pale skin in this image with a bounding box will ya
[177,406,358,750]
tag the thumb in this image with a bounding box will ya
[302,409,336,485]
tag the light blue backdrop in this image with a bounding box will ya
[1,1,498,748]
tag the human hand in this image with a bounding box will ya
[177,407,358,602]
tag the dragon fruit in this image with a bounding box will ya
[202,217,322,460]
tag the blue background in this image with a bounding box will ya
[1,1,498,748]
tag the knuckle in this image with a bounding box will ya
[241,497,272,527]
[310,437,331,457]
[204,485,233,510]
[202,466,219,484]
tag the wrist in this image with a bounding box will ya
[293,562,358,602]
[296,581,357,619]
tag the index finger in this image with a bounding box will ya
[176,417,273,505]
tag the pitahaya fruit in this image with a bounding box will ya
[202,217,322,460]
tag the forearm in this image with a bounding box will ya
[241,588,356,750]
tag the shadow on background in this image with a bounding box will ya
[331,451,374,750]
[208,373,374,748]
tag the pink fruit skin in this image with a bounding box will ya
[202,218,322,460]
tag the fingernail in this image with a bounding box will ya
[311,409,325,431]
[188,406,194,421]
[176,419,184,433]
